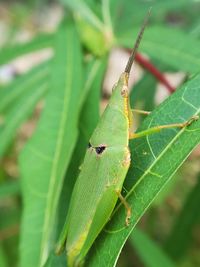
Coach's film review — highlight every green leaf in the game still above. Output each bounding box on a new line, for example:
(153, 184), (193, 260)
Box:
(46, 57), (106, 267)
(0, 61), (50, 114)
(19, 21), (83, 267)
(0, 34), (53, 65)
(110, 0), (193, 33)
(44, 253), (67, 267)
(130, 72), (156, 112)
(60, 0), (105, 32)
(0, 62), (49, 157)
(165, 174), (200, 260)
(0, 200), (20, 267)
(0, 204), (20, 231)
(117, 26), (200, 73)
(0, 247), (8, 267)
(0, 181), (20, 199)
(86, 73), (200, 266)
(130, 228), (175, 267)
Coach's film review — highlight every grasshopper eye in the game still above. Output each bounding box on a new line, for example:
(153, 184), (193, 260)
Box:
(121, 85), (128, 97)
(95, 145), (106, 155)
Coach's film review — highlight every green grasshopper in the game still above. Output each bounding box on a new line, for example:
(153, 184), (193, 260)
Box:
(56, 12), (198, 267)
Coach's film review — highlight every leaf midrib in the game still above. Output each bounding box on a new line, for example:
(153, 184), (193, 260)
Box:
(39, 30), (73, 266)
(108, 109), (200, 267)
(129, 110), (200, 200)
(112, 107), (200, 217)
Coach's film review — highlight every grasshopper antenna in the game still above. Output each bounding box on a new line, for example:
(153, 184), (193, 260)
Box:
(124, 8), (151, 75)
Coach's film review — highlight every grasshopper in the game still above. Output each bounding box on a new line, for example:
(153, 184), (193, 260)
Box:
(56, 11), (198, 267)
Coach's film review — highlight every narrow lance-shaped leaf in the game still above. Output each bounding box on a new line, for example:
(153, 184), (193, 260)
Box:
(165, 173), (200, 260)
(46, 58), (107, 267)
(0, 180), (20, 199)
(118, 26), (200, 72)
(19, 20), (83, 267)
(130, 228), (175, 267)
(130, 72), (156, 112)
(0, 247), (8, 267)
(0, 60), (50, 114)
(0, 81), (47, 157)
(0, 34), (53, 66)
(0, 63), (49, 157)
(86, 73), (200, 266)
(110, 0), (193, 34)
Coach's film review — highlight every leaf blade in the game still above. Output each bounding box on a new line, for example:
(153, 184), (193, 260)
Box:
(0, 72), (49, 157)
(165, 173), (200, 259)
(0, 34), (53, 65)
(86, 73), (200, 267)
(130, 228), (175, 267)
(0, 181), (20, 199)
(0, 60), (50, 114)
(118, 26), (200, 72)
(19, 21), (83, 267)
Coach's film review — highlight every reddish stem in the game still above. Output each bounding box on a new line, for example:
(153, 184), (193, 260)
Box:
(132, 52), (175, 93)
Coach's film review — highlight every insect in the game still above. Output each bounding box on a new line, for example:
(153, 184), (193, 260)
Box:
(56, 11), (198, 267)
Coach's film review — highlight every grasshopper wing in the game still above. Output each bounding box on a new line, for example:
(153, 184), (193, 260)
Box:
(57, 74), (130, 267)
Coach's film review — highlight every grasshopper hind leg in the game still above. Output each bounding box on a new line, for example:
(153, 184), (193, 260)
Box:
(129, 115), (199, 140)
(131, 109), (150, 115)
(115, 189), (131, 226)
